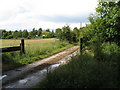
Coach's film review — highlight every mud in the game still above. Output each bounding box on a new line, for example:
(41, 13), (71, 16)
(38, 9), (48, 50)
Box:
(2, 46), (79, 88)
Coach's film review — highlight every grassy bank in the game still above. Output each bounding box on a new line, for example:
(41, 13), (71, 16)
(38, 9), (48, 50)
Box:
(37, 42), (120, 88)
(2, 39), (74, 71)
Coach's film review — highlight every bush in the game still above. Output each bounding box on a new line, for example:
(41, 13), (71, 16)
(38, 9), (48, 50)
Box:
(6, 35), (13, 39)
(102, 42), (120, 54)
(38, 54), (119, 88)
(27, 36), (32, 39)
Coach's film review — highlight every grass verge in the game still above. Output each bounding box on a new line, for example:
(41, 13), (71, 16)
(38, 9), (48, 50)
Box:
(36, 42), (120, 88)
(2, 39), (74, 72)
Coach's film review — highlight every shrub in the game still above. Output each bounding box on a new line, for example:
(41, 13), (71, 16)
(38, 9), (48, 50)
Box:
(6, 35), (13, 39)
(38, 54), (119, 88)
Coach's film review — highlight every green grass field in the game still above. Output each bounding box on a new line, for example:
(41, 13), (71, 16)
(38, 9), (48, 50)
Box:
(2, 38), (73, 71)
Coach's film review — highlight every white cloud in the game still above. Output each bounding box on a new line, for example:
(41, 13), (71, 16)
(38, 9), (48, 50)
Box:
(0, 0), (98, 31)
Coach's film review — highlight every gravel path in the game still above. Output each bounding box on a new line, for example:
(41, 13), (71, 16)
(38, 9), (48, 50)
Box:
(2, 46), (79, 88)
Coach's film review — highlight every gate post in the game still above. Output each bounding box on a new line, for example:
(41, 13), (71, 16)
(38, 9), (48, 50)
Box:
(20, 39), (25, 55)
(80, 38), (83, 55)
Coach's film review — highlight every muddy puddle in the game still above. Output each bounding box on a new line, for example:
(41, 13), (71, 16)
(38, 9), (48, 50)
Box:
(3, 49), (79, 88)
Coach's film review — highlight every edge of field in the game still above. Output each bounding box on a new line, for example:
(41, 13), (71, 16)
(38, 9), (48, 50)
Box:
(2, 43), (76, 72)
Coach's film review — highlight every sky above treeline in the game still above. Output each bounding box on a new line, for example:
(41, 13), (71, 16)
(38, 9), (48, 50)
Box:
(0, 0), (98, 31)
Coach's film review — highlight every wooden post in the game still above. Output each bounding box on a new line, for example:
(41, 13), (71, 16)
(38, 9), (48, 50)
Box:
(80, 38), (83, 55)
(20, 39), (25, 55)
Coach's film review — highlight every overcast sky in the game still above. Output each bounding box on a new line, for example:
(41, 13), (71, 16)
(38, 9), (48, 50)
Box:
(0, 0), (98, 31)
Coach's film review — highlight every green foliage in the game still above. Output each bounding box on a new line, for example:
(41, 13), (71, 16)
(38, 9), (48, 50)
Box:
(1, 27), (57, 39)
(18, 30), (22, 37)
(102, 42), (120, 54)
(36, 1), (120, 88)
(55, 25), (80, 43)
(56, 28), (62, 40)
(2, 40), (73, 71)
(13, 30), (19, 38)
(1, 30), (10, 39)
(29, 28), (37, 37)
(38, 54), (119, 88)
(6, 35), (13, 39)
(85, 1), (120, 46)
(37, 28), (42, 36)
(22, 30), (29, 38)
(44, 30), (55, 38)
(72, 27), (80, 41)
(1, 25), (80, 42)
(46, 29), (50, 32)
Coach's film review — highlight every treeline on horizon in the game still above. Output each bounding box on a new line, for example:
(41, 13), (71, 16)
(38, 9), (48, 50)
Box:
(1, 28), (55, 39)
(1, 1), (120, 45)
(1, 26), (83, 43)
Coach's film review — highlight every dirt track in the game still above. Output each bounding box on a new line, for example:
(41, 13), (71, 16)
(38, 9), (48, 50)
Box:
(2, 46), (79, 88)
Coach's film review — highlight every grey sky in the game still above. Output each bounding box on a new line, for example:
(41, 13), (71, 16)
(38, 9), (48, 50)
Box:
(0, 0), (98, 31)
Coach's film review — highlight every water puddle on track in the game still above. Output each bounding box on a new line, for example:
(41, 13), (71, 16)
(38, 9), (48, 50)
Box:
(3, 49), (79, 88)
(3, 63), (61, 88)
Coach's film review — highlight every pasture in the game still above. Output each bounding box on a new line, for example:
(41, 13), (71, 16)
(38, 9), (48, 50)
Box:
(2, 38), (73, 71)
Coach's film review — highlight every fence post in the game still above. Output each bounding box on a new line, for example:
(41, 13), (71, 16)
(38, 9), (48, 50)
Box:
(20, 39), (25, 55)
(80, 38), (83, 55)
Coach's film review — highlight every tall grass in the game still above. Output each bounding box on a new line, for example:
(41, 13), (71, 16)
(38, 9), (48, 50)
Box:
(2, 39), (73, 71)
(37, 42), (120, 88)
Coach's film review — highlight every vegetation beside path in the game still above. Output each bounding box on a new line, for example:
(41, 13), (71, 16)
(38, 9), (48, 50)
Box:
(2, 39), (74, 72)
(37, 42), (120, 88)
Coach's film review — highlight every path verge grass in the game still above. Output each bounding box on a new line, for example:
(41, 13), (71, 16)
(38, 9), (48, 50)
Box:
(37, 42), (120, 88)
(2, 39), (74, 72)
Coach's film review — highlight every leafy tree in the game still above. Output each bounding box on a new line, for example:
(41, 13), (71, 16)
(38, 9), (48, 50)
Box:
(8, 31), (12, 36)
(46, 29), (50, 32)
(18, 30), (22, 38)
(30, 28), (38, 37)
(2, 30), (8, 39)
(62, 25), (71, 43)
(6, 35), (13, 39)
(86, 1), (120, 45)
(70, 31), (77, 43)
(13, 30), (19, 39)
(38, 28), (42, 36)
(47, 30), (55, 38)
(22, 30), (28, 38)
(56, 25), (80, 43)
(56, 28), (63, 40)
(72, 27), (80, 42)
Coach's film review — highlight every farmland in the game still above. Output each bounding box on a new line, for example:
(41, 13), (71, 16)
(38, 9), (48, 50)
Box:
(1, 0), (120, 88)
(2, 38), (73, 71)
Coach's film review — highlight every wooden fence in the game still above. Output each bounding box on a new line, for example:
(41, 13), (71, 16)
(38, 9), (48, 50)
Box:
(0, 39), (25, 55)
(1, 38), (83, 55)
(80, 38), (83, 55)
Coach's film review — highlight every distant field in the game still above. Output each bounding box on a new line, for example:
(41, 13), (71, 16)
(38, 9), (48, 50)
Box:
(1, 38), (57, 48)
(2, 38), (73, 71)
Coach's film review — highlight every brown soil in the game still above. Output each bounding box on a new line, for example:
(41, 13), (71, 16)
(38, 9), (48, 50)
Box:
(45, 47), (79, 64)
(25, 38), (57, 43)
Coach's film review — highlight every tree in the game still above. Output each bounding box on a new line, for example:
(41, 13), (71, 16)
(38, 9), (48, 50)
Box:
(72, 27), (80, 42)
(87, 1), (120, 45)
(17, 30), (22, 38)
(48, 30), (55, 38)
(30, 28), (38, 37)
(2, 30), (8, 39)
(8, 31), (12, 36)
(56, 28), (63, 40)
(62, 25), (71, 43)
(46, 29), (50, 32)
(37, 28), (42, 36)
(13, 30), (19, 39)
(22, 30), (28, 38)
(6, 35), (13, 39)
